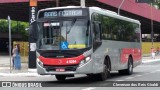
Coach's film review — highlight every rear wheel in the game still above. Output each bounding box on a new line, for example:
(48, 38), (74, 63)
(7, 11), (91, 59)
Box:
(126, 57), (133, 75)
(119, 57), (133, 75)
(55, 75), (66, 81)
(97, 60), (110, 81)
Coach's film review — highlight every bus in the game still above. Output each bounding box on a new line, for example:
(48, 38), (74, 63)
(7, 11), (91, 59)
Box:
(30, 6), (142, 81)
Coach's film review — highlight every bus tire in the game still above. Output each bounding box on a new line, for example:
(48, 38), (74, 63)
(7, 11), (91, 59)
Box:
(97, 59), (110, 81)
(55, 75), (66, 81)
(126, 57), (133, 75)
(119, 57), (133, 75)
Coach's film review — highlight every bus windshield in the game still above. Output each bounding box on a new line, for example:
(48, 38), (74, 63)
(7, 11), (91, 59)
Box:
(37, 19), (91, 50)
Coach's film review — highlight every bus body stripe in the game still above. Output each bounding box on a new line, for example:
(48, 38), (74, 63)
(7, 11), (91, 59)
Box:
(39, 55), (85, 65)
(120, 48), (141, 63)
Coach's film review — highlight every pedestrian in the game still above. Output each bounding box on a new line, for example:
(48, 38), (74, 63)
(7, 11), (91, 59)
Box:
(156, 47), (159, 55)
(12, 47), (15, 69)
(12, 44), (21, 70)
(159, 47), (160, 55)
(151, 47), (155, 59)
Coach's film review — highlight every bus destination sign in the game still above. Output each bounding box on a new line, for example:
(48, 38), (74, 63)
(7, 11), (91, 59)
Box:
(38, 9), (86, 18)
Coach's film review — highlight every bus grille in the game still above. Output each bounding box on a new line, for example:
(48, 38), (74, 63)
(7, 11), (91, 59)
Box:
(42, 53), (78, 58)
(43, 65), (78, 72)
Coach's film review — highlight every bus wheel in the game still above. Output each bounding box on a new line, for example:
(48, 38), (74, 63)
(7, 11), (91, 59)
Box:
(119, 57), (133, 75)
(55, 75), (66, 81)
(97, 60), (110, 81)
(126, 57), (133, 75)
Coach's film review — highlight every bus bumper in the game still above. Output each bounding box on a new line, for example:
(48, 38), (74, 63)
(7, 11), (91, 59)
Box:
(37, 59), (93, 75)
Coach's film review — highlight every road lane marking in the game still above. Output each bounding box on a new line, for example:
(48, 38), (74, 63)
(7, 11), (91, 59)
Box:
(116, 80), (125, 81)
(156, 70), (160, 71)
(82, 87), (96, 90)
(125, 77), (134, 80)
(0, 67), (10, 69)
(137, 65), (159, 67)
(135, 75), (142, 77)
(150, 71), (157, 74)
(143, 73), (149, 75)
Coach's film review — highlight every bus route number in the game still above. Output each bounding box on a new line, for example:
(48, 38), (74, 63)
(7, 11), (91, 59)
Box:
(66, 60), (77, 64)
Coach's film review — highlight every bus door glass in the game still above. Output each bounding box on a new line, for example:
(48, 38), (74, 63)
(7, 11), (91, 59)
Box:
(93, 21), (102, 50)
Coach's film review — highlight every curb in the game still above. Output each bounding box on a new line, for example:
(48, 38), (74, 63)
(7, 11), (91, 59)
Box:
(142, 59), (160, 63)
(0, 72), (40, 77)
(0, 69), (39, 77)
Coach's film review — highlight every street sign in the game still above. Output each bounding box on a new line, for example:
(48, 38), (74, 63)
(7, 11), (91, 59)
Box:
(136, 0), (158, 3)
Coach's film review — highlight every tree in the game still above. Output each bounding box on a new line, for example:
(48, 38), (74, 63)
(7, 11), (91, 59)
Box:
(157, 0), (160, 9)
(152, 0), (160, 9)
(0, 19), (29, 41)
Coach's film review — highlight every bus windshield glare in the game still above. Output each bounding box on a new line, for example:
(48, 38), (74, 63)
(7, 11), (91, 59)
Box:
(37, 19), (91, 50)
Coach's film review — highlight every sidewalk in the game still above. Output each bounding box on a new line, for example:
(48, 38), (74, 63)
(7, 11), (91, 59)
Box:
(0, 55), (160, 76)
(0, 55), (39, 77)
(142, 55), (160, 63)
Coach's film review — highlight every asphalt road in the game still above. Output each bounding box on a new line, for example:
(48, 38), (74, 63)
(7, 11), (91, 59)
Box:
(1, 61), (160, 90)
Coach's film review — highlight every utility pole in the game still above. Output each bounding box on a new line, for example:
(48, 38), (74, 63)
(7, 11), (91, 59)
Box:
(118, 0), (125, 15)
(29, 0), (38, 69)
(8, 16), (12, 73)
(151, 3), (154, 46)
(136, 0), (157, 47)
(81, 0), (85, 8)
(56, 0), (59, 7)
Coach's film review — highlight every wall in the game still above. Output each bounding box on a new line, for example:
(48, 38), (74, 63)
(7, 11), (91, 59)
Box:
(142, 42), (160, 54)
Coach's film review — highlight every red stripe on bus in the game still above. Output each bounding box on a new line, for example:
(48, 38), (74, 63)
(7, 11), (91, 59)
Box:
(38, 55), (85, 65)
(120, 48), (141, 63)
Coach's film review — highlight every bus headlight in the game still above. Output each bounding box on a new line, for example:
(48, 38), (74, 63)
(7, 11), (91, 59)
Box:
(79, 56), (91, 67)
(37, 58), (43, 67)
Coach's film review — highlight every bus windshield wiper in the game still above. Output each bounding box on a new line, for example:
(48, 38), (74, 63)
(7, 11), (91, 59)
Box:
(67, 18), (77, 34)
(65, 18), (76, 42)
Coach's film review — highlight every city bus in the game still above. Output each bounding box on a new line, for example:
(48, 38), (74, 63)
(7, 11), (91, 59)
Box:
(30, 6), (142, 81)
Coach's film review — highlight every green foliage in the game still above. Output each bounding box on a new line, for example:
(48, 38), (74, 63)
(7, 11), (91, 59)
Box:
(0, 20), (8, 32)
(158, 0), (160, 9)
(0, 19), (29, 41)
(152, 0), (160, 9)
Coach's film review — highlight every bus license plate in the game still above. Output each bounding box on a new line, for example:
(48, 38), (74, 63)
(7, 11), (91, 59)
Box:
(56, 68), (65, 72)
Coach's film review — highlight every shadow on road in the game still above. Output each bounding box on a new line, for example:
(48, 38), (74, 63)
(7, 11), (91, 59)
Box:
(45, 75), (102, 87)
(43, 72), (141, 87)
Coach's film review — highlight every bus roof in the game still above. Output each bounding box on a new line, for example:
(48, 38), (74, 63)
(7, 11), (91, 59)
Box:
(38, 6), (82, 12)
(38, 6), (140, 25)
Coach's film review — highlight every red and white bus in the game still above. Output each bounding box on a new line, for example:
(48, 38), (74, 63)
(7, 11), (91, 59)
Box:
(31, 6), (142, 81)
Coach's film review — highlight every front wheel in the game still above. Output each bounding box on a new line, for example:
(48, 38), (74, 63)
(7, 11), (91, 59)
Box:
(55, 75), (66, 81)
(97, 60), (110, 81)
